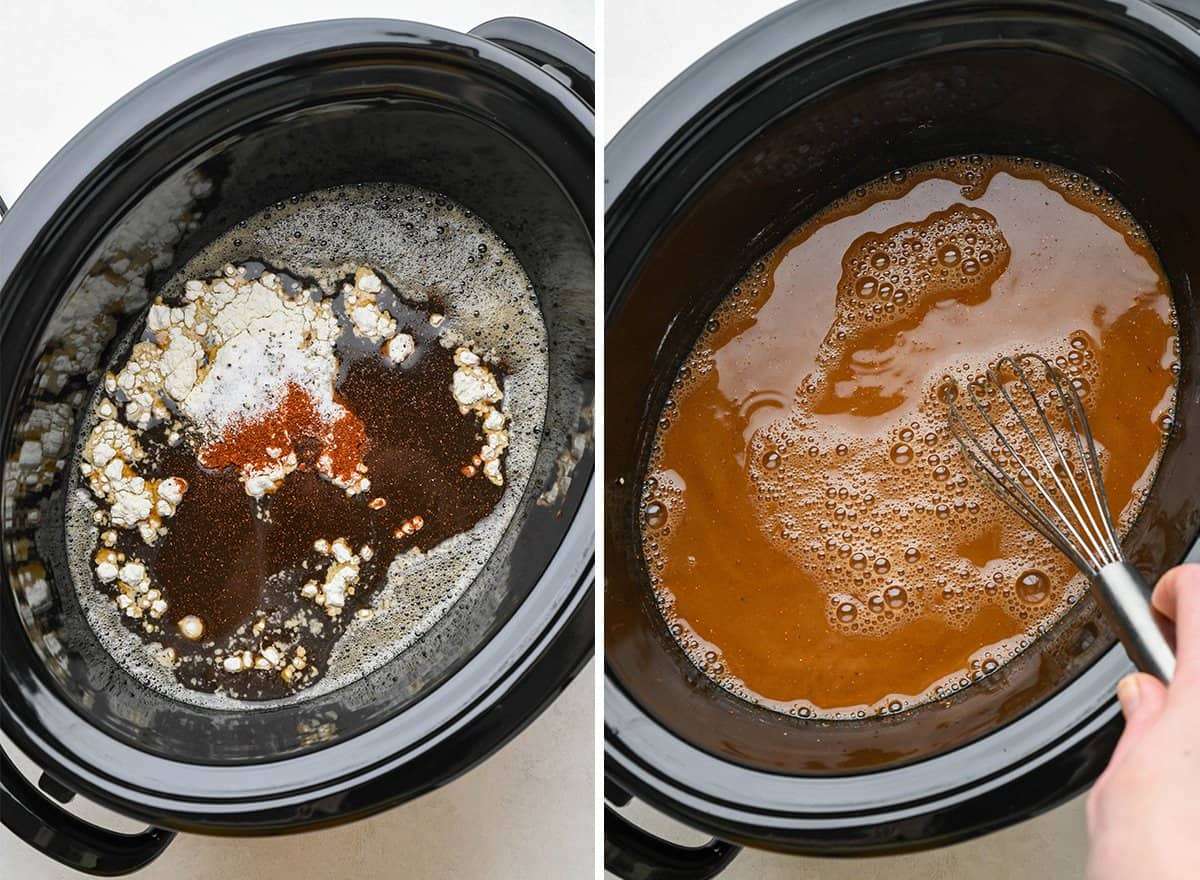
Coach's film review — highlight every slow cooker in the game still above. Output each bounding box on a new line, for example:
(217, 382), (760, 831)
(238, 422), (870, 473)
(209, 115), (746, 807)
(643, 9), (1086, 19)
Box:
(1, 17), (594, 875)
(604, 0), (1199, 875)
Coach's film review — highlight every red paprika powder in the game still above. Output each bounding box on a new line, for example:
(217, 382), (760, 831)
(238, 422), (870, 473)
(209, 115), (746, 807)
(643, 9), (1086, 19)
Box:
(199, 382), (367, 488)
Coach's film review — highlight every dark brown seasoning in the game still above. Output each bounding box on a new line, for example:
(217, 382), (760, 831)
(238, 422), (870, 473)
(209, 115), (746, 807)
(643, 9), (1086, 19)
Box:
(102, 270), (504, 701)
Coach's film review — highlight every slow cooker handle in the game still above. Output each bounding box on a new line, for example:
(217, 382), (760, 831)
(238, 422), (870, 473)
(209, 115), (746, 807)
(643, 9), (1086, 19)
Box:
(604, 806), (741, 879)
(1, 751), (176, 875)
(470, 17), (595, 110)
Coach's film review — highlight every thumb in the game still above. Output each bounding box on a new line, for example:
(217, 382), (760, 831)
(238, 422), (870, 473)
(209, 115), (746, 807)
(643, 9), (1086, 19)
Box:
(1107, 672), (1168, 769)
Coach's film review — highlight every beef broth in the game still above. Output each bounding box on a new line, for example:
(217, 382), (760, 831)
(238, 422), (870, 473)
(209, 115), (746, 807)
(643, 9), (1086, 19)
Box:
(642, 157), (1178, 718)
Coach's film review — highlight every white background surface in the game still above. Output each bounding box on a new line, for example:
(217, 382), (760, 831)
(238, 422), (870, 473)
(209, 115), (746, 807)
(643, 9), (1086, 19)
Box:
(0, 0), (1104, 877)
(0, 0), (595, 203)
(602, 1), (1091, 877)
(0, 2), (595, 879)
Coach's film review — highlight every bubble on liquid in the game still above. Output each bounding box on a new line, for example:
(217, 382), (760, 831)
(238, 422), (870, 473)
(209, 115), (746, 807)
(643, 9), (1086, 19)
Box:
(1016, 569), (1051, 605)
(890, 443), (914, 465)
(837, 602), (858, 623)
(937, 244), (961, 266)
(643, 500), (669, 529)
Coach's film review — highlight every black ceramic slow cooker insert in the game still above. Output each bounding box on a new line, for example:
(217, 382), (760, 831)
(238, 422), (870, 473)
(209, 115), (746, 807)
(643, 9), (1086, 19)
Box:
(1, 17), (594, 876)
(604, 0), (1199, 876)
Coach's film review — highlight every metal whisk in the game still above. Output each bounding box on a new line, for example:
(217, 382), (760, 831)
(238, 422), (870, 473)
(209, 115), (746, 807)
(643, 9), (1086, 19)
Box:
(946, 353), (1175, 682)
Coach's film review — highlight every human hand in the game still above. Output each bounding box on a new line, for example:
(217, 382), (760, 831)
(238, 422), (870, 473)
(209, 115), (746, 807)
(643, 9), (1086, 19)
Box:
(1086, 563), (1200, 880)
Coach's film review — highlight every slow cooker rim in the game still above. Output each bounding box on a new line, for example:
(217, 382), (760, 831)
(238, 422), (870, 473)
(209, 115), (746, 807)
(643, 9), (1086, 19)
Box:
(0, 18), (596, 829)
(602, 0), (1200, 852)
(0, 18), (593, 283)
(603, 652), (1122, 851)
(604, 0), (1200, 234)
(3, 546), (594, 832)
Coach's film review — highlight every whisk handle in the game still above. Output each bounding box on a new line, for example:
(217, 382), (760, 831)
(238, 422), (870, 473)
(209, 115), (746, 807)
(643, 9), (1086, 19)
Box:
(1094, 562), (1175, 683)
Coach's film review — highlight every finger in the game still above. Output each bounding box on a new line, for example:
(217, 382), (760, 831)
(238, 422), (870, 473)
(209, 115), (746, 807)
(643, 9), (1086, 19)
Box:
(1105, 672), (1168, 771)
(1151, 564), (1200, 681)
(1150, 564), (1196, 620)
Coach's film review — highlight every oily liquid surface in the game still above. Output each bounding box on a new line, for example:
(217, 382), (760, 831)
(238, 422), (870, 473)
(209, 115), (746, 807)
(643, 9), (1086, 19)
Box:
(107, 272), (500, 699)
(67, 183), (549, 706)
(642, 157), (1179, 718)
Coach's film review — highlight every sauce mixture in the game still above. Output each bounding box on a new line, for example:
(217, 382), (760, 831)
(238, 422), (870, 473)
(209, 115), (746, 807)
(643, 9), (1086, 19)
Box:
(642, 157), (1179, 718)
(68, 184), (548, 704)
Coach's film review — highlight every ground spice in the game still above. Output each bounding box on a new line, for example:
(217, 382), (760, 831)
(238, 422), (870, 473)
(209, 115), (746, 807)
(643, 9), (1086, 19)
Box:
(199, 382), (367, 487)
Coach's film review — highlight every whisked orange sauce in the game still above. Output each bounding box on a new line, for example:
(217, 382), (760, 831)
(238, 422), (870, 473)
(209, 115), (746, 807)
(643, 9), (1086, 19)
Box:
(641, 157), (1179, 718)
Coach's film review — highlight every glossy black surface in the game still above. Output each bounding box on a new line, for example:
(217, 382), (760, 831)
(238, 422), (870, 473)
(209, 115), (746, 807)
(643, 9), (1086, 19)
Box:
(472, 17), (596, 109)
(0, 16), (594, 869)
(604, 804), (740, 880)
(605, 0), (1200, 869)
(1, 752), (176, 876)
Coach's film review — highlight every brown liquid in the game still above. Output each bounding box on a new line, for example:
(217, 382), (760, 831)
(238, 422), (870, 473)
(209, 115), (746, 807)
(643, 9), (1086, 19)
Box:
(105, 271), (503, 700)
(643, 157), (1179, 718)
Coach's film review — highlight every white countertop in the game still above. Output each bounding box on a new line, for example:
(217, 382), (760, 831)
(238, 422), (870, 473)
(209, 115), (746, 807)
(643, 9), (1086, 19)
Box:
(0, 0), (594, 203)
(602, 1), (1090, 877)
(3, 663), (594, 879)
(0, 2), (594, 878)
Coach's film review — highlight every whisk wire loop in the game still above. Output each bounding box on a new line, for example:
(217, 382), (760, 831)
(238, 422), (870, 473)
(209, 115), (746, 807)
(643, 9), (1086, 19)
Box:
(984, 360), (1104, 568)
(1032, 357), (1123, 561)
(945, 351), (1175, 682)
(946, 390), (1093, 573)
(1043, 358), (1123, 563)
(945, 353), (1121, 578)
(993, 355), (1119, 570)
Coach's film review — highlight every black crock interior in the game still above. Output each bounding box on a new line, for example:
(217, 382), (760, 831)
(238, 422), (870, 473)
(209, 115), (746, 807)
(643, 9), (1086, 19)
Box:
(3, 43), (593, 764)
(606, 31), (1200, 772)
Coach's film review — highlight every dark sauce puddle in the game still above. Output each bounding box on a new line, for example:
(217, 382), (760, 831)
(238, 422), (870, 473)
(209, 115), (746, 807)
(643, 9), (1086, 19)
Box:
(102, 264), (503, 700)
